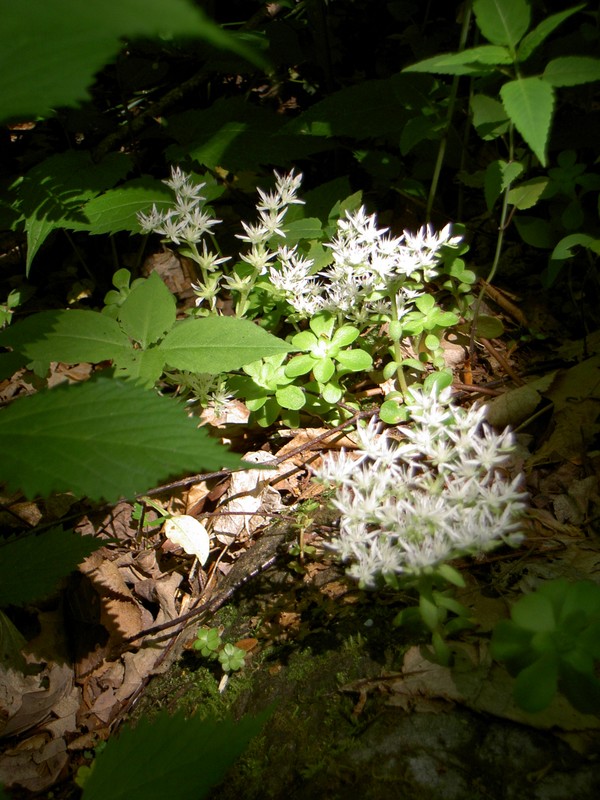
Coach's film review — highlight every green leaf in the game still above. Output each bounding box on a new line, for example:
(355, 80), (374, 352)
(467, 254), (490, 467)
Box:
(500, 77), (554, 166)
(436, 563), (466, 588)
(551, 233), (599, 260)
(159, 317), (291, 374)
(83, 178), (174, 235)
(167, 98), (329, 171)
(511, 592), (556, 633)
(285, 353), (316, 377)
(517, 5), (586, 62)
(278, 217), (323, 245)
(0, 309), (131, 363)
(490, 620), (534, 666)
(0, 0), (267, 124)
(113, 347), (168, 387)
(281, 74), (423, 139)
(484, 160), (524, 210)
(514, 215), (556, 248)
(0, 378), (241, 501)
(473, 0), (530, 50)
(507, 177), (549, 210)
(82, 710), (268, 800)
(471, 94), (510, 140)
(275, 384), (306, 411)
(419, 592), (441, 631)
(0, 609), (29, 674)
(473, 314), (504, 339)
(117, 272), (176, 348)
(403, 45), (512, 76)
(0, 528), (104, 607)
(20, 150), (131, 273)
(513, 652), (559, 712)
(335, 349), (373, 372)
(543, 56), (600, 87)
(313, 357), (335, 384)
(379, 399), (406, 425)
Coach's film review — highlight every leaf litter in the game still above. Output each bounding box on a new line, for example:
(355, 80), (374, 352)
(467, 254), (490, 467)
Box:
(2, 315), (600, 796)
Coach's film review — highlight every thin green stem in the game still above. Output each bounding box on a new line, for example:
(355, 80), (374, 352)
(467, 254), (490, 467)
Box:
(469, 125), (515, 358)
(425, 2), (473, 222)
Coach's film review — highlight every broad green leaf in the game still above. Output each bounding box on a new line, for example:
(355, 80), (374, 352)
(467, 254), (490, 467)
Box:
(470, 94), (510, 140)
(513, 652), (559, 712)
(500, 77), (554, 166)
(113, 345), (168, 387)
(543, 56), (600, 87)
(490, 619), (534, 665)
(507, 177), (549, 210)
(277, 218), (323, 246)
(473, 314), (504, 339)
(0, 0), (267, 124)
(167, 98), (329, 171)
(473, 0), (530, 50)
(313, 357), (335, 384)
(0, 528), (104, 607)
(403, 45), (512, 76)
(20, 150), (131, 273)
(281, 75), (425, 139)
(0, 378), (241, 501)
(335, 349), (373, 372)
(117, 272), (176, 348)
(551, 233), (598, 260)
(275, 384), (306, 411)
(400, 115), (444, 154)
(159, 317), (291, 374)
(517, 5), (586, 62)
(0, 309), (131, 363)
(484, 160), (524, 210)
(82, 710), (268, 800)
(83, 178), (174, 235)
(512, 592), (556, 632)
(514, 215), (556, 248)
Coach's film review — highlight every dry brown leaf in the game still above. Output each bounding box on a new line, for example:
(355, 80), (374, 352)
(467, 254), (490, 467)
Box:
(212, 451), (283, 544)
(0, 731), (68, 792)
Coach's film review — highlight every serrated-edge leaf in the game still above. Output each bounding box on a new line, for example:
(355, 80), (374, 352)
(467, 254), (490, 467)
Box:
(83, 178), (174, 234)
(159, 317), (291, 374)
(81, 710), (268, 800)
(403, 45), (512, 76)
(117, 272), (176, 348)
(0, 527), (104, 607)
(517, 5), (586, 62)
(543, 56), (600, 88)
(473, 0), (530, 50)
(507, 177), (549, 210)
(500, 77), (554, 166)
(0, 309), (132, 363)
(0, 378), (240, 501)
(1, 0), (267, 124)
(112, 347), (167, 387)
(20, 150), (131, 272)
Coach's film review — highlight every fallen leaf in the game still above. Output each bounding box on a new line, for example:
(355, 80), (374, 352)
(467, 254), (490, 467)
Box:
(163, 515), (210, 565)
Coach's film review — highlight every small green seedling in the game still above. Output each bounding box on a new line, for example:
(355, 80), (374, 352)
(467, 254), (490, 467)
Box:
(193, 627), (247, 673)
(218, 642), (247, 673)
(193, 627), (223, 659)
(491, 578), (600, 713)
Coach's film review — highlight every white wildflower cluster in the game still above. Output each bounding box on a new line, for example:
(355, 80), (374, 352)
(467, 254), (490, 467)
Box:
(270, 200), (462, 324)
(314, 387), (527, 588)
(137, 166), (222, 246)
(233, 169), (305, 277)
